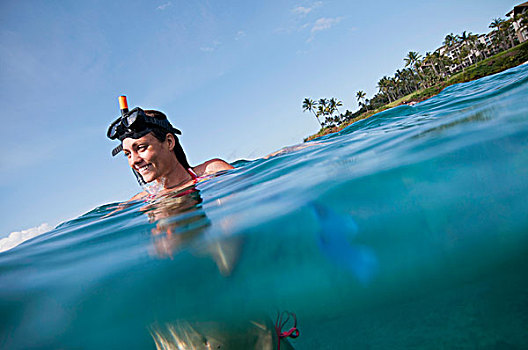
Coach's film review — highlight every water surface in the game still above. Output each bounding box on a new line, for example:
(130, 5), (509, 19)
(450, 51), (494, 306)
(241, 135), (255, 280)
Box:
(1, 64), (528, 349)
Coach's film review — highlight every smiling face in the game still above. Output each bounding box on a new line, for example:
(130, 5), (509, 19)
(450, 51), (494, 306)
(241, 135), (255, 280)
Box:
(122, 132), (178, 183)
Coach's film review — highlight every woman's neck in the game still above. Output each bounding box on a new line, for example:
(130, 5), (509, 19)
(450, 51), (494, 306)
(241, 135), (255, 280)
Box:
(155, 161), (193, 191)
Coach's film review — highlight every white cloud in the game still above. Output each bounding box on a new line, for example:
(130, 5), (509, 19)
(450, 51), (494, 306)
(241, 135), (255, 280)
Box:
(292, 1), (323, 16)
(293, 6), (312, 15)
(0, 223), (52, 253)
(157, 2), (172, 10)
(311, 17), (342, 33)
(200, 40), (221, 52)
(235, 30), (246, 41)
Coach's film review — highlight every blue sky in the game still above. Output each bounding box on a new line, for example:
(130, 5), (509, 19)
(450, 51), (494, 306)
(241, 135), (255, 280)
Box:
(0, 0), (518, 237)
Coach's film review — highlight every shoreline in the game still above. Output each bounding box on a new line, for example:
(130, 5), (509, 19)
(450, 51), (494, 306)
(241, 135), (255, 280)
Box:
(304, 41), (528, 142)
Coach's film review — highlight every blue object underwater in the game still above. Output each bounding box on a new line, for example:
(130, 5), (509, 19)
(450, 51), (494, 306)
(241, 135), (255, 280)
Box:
(311, 203), (378, 284)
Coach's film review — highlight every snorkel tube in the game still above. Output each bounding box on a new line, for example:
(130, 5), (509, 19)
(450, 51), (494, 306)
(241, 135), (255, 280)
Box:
(119, 95), (129, 117)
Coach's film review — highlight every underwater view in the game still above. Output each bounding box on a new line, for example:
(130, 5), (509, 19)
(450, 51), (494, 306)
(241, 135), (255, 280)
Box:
(1, 64), (528, 349)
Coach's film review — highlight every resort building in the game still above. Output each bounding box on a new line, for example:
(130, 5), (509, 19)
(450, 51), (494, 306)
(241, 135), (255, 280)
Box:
(477, 32), (500, 57)
(506, 2), (528, 43)
(433, 2), (525, 74)
(435, 41), (481, 74)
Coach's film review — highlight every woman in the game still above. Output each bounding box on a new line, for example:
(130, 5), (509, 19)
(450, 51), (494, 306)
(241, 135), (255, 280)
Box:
(107, 106), (297, 349)
(107, 107), (233, 199)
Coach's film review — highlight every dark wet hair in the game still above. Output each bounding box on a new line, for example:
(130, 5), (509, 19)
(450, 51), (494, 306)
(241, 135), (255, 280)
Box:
(144, 110), (191, 170)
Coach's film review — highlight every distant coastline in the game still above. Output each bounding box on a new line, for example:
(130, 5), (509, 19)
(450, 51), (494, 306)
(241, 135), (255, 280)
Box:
(303, 4), (528, 141)
(304, 42), (528, 142)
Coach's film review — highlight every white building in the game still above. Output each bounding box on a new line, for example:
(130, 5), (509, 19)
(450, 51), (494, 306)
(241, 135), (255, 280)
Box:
(434, 3), (524, 74)
(477, 32), (500, 57)
(436, 42), (481, 74)
(506, 2), (528, 43)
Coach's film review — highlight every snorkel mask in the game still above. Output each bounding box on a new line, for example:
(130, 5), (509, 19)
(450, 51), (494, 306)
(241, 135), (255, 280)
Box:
(107, 96), (181, 156)
(107, 96), (186, 194)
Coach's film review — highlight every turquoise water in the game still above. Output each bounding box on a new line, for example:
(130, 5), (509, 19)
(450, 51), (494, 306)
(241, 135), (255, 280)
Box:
(2, 64), (528, 349)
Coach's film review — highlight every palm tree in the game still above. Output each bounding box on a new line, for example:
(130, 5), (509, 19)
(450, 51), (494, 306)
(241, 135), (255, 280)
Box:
(467, 33), (480, 61)
(423, 52), (440, 79)
(356, 90), (367, 111)
(489, 18), (508, 51)
(459, 45), (471, 70)
(317, 98), (330, 126)
(302, 98), (322, 127)
(459, 31), (470, 45)
(328, 98), (343, 117)
(476, 42), (488, 59)
(377, 76), (397, 103)
(377, 78), (388, 102)
(432, 51), (448, 78)
(503, 19), (516, 48)
(396, 68), (417, 93)
(404, 51), (425, 86)
(389, 77), (399, 98)
(442, 33), (463, 69)
(404, 51), (422, 69)
(441, 55), (455, 75)
(443, 33), (458, 47)
(489, 18), (504, 31)
(458, 31), (476, 65)
(318, 98), (329, 115)
(364, 98), (370, 110)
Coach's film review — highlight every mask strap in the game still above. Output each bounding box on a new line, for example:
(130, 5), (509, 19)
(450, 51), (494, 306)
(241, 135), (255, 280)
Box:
(132, 169), (146, 186)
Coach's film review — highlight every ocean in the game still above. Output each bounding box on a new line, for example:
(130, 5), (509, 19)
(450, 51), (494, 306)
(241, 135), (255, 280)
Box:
(1, 64), (527, 349)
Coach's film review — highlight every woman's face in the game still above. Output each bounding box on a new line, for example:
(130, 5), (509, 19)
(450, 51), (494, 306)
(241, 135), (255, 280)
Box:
(122, 133), (176, 183)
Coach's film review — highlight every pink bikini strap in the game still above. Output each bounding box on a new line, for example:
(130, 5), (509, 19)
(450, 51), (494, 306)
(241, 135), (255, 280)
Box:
(187, 168), (199, 181)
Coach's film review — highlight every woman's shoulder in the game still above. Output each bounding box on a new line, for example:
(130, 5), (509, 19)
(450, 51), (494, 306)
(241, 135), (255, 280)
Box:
(192, 158), (234, 177)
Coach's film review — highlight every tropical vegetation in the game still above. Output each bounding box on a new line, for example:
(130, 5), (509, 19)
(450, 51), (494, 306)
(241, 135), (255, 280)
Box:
(302, 97), (347, 129)
(303, 13), (528, 141)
